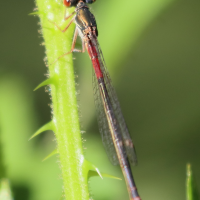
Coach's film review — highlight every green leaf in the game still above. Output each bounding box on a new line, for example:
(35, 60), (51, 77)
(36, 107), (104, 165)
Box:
(186, 164), (199, 200)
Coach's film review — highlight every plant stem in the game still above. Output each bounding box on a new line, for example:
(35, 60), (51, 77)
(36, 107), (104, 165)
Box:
(35, 0), (90, 199)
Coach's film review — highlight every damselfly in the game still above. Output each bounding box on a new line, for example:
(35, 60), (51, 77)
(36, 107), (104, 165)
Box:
(52, 1), (141, 199)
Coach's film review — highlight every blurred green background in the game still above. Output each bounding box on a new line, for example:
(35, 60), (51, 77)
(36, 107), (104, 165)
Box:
(0, 0), (200, 200)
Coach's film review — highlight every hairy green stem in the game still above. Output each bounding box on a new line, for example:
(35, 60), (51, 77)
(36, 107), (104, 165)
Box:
(35, 0), (90, 199)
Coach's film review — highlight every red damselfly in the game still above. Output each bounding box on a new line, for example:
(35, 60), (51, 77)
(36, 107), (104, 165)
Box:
(51, 0), (141, 199)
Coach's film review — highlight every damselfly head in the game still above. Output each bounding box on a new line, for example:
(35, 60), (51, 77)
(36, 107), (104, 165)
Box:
(63, 0), (95, 7)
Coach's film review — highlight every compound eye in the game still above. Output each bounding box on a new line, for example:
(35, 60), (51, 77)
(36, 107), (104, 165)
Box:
(63, 0), (71, 7)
